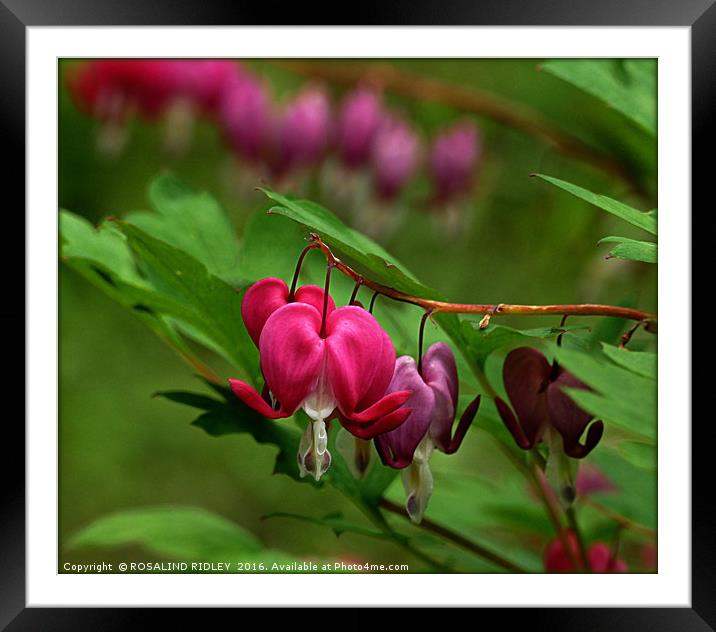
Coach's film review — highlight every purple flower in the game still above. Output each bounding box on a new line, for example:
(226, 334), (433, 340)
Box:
(374, 342), (480, 522)
(429, 121), (481, 201)
(336, 86), (384, 168)
(370, 116), (420, 199)
(218, 73), (273, 164)
(495, 347), (604, 459)
(269, 85), (333, 176)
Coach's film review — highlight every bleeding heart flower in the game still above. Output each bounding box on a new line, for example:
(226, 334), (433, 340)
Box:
(336, 86), (384, 168)
(229, 301), (411, 480)
(218, 72), (273, 164)
(241, 277), (336, 347)
(544, 530), (628, 573)
(268, 85), (333, 177)
(371, 115), (420, 199)
(429, 121), (481, 202)
(495, 347), (604, 459)
(373, 342), (480, 522)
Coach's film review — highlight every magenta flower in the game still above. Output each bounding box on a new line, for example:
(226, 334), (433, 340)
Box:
(169, 60), (241, 114)
(229, 279), (411, 480)
(544, 530), (628, 573)
(374, 342), (480, 522)
(240, 277), (335, 348)
(218, 72), (273, 163)
(68, 60), (179, 122)
(495, 347), (604, 459)
(429, 121), (481, 202)
(268, 86), (333, 176)
(370, 116), (420, 199)
(336, 86), (384, 168)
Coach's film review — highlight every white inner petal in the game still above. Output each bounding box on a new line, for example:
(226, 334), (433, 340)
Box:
(302, 359), (336, 423)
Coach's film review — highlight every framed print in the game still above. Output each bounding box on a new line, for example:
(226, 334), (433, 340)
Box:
(8, 0), (706, 625)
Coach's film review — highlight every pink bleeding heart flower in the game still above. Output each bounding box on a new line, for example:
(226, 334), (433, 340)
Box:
(544, 530), (628, 573)
(241, 277), (335, 348)
(229, 302), (411, 480)
(218, 72), (273, 164)
(495, 347), (604, 459)
(370, 115), (420, 199)
(429, 121), (481, 202)
(336, 86), (384, 168)
(374, 342), (480, 522)
(267, 85), (333, 177)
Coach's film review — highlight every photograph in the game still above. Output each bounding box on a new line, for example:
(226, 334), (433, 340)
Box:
(57, 56), (658, 576)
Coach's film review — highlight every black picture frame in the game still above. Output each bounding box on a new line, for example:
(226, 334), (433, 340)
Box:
(8, 0), (703, 626)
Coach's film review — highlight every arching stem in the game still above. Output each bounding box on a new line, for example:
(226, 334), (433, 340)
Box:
(288, 243), (319, 300)
(319, 262), (335, 339)
(417, 310), (433, 374)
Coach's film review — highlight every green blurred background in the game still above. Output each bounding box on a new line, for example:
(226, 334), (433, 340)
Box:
(59, 59), (657, 572)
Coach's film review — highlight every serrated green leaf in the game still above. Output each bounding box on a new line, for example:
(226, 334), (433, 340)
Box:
(60, 210), (217, 378)
(126, 173), (242, 284)
(542, 59), (656, 135)
(598, 236), (657, 263)
(116, 221), (259, 380)
(533, 174), (657, 235)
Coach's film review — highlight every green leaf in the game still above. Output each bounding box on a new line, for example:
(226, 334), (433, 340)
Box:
(60, 210), (145, 285)
(542, 59), (656, 135)
(598, 236), (657, 263)
(60, 210), (215, 376)
(261, 189), (439, 299)
(116, 221), (259, 380)
(552, 346), (656, 441)
(461, 321), (586, 369)
(126, 173), (243, 285)
(67, 506), (263, 561)
(533, 174), (657, 235)
(600, 343), (657, 380)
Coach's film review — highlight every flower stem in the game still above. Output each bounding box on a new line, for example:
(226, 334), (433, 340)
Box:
(308, 234), (657, 327)
(288, 243), (319, 300)
(378, 498), (529, 573)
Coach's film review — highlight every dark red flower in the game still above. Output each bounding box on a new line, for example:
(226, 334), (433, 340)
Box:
(495, 347), (604, 459)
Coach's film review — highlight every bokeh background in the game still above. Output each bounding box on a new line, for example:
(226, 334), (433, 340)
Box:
(59, 58), (657, 572)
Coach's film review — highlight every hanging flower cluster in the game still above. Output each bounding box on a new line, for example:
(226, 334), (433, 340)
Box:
(67, 60), (481, 206)
(227, 248), (479, 523)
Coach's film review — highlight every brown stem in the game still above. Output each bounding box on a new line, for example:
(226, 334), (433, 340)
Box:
(378, 498), (528, 573)
(272, 59), (649, 200)
(308, 233), (657, 326)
